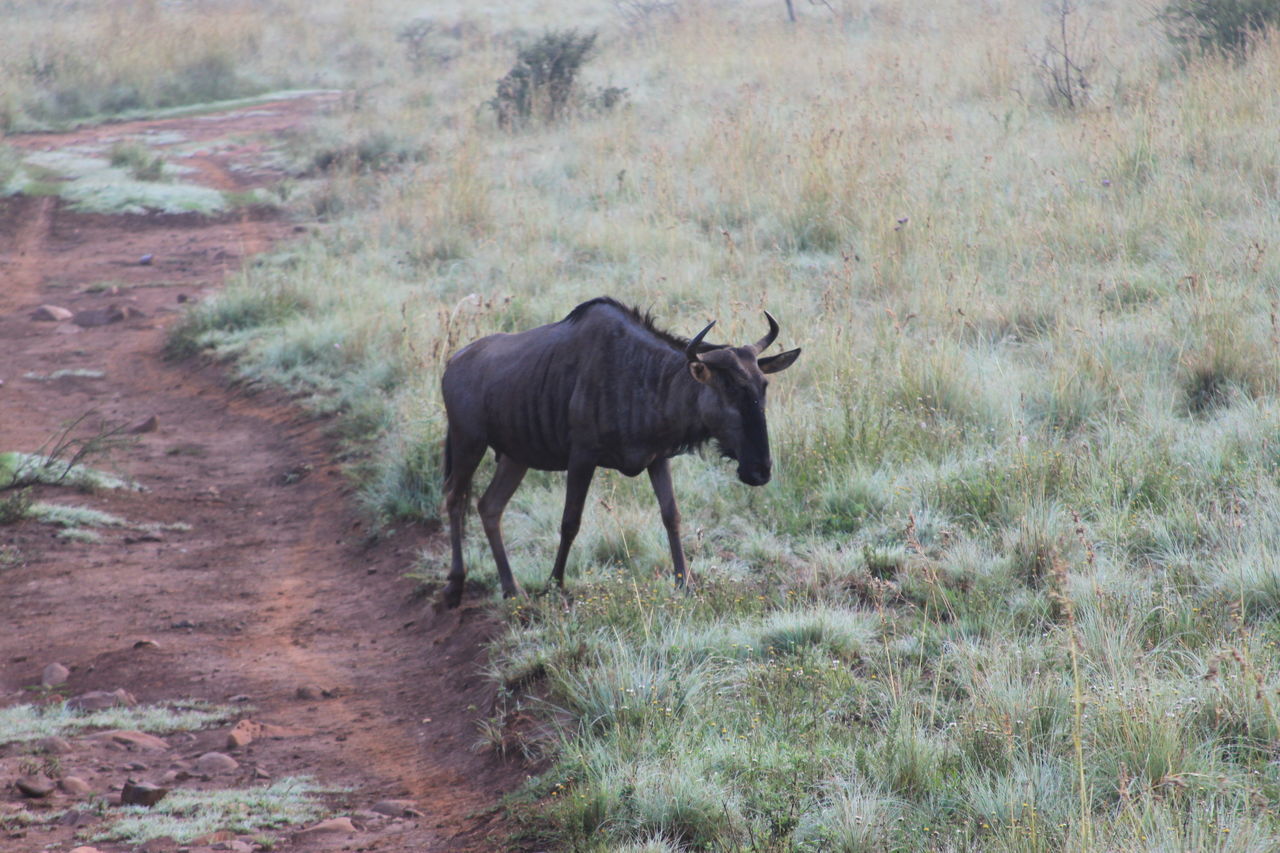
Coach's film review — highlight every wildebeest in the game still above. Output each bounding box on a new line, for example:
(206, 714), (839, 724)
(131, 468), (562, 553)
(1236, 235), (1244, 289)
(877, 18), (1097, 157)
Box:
(439, 297), (801, 607)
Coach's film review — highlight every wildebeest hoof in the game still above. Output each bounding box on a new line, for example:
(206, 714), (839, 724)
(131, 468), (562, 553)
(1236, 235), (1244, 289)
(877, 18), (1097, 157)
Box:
(441, 583), (463, 609)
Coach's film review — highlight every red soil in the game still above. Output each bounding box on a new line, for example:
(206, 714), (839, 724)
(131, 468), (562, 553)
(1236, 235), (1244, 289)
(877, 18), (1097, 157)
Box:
(0, 95), (524, 852)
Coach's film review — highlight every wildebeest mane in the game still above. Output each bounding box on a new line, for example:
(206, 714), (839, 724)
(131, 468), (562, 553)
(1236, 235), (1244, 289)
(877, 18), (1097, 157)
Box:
(564, 297), (721, 354)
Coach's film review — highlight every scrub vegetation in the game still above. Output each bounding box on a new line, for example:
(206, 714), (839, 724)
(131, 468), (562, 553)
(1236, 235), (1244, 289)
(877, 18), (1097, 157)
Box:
(11, 0), (1280, 848)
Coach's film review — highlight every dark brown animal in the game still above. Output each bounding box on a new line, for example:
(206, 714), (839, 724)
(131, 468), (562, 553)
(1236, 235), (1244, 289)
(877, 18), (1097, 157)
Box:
(439, 297), (801, 607)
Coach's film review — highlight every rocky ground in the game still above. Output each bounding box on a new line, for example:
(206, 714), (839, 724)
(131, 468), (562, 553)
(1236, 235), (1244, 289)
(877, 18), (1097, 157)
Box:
(0, 95), (523, 852)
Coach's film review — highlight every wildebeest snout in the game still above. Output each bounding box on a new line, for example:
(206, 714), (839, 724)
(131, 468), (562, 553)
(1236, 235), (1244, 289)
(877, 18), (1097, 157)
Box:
(737, 463), (771, 486)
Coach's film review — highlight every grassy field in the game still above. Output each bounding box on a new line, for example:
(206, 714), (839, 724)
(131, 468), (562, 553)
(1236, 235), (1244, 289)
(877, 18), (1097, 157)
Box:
(11, 0), (1280, 849)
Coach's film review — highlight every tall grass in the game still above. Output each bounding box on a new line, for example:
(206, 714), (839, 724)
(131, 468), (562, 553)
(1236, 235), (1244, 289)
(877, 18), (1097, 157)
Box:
(19, 0), (1280, 847)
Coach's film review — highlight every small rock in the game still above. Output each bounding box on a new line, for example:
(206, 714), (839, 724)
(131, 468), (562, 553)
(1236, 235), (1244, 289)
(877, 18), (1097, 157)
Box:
(41, 662), (70, 687)
(67, 692), (115, 711)
(226, 841), (253, 853)
(15, 774), (56, 797)
(34, 735), (72, 754)
(99, 730), (168, 752)
(58, 809), (95, 826)
(139, 253), (154, 265)
(295, 685), (323, 700)
(133, 638), (161, 649)
(228, 694), (251, 703)
(71, 308), (114, 327)
(226, 719), (261, 750)
(253, 767), (271, 780)
(159, 768), (192, 785)
(296, 817), (358, 835)
(176, 293), (190, 303)
(69, 847), (104, 853)
(124, 761), (148, 771)
(371, 799), (424, 818)
(127, 415), (159, 434)
(68, 688), (136, 711)
(171, 619), (196, 630)
(195, 752), (239, 774)
(31, 304), (73, 322)
(121, 779), (169, 806)
(59, 776), (92, 796)
(108, 303), (146, 322)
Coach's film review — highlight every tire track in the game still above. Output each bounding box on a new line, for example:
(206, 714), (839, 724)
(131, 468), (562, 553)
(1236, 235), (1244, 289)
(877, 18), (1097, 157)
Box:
(0, 194), (54, 312)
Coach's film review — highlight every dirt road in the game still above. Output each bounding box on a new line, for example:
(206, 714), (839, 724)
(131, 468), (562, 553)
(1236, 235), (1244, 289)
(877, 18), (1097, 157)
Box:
(0, 95), (520, 852)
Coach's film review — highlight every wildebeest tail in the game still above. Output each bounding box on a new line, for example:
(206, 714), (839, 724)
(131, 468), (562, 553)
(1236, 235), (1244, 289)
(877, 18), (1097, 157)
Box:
(443, 431), (452, 483)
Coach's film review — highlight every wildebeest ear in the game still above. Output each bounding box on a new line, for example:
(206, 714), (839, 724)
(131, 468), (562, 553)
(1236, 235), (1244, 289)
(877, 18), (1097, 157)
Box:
(689, 361), (713, 384)
(758, 347), (801, 374)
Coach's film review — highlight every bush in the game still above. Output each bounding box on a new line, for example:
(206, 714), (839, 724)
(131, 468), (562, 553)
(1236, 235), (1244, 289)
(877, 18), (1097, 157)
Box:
(108, 141), (166, 182)
(1160, 0), (1279, 56)
(0, 488), (32, 526)
(307, 130), (424, 174)
(491, 30), (598, 129)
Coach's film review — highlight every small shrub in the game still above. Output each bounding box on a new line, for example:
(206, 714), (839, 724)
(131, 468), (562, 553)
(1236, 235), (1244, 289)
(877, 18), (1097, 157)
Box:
(586, 84), (628, 113)
(794, 776), (906, 853)
(1160, 0), (1280, 56)
(1178, 337), (1272, 415)
(396, 19), (436, 74)
(0, 144), (21, 184)
(108, 141), (166, 182)
(0, 488), (32, 525)
(1034, 0), (1097, 110)
(307, 130), (424, 174)
(162, 54), (244, 106)
(491, 30), (598, 129)
(628, 764), (743, 848)
(817, 474), (886, 534)
(862, 543), (906, 580)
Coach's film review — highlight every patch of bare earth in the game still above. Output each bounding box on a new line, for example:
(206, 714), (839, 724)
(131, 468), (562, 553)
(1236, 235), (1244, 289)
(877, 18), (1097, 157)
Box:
(0, 96), (524, 852)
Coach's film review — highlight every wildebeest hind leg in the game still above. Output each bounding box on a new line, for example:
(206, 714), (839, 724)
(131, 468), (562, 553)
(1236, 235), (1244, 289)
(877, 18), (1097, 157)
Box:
(478, 455), (529, 599)
(442, 431), (486, 608)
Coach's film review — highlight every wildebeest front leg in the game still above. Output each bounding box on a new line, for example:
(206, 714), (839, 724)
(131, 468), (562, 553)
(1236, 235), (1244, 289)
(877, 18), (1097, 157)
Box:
(478, 454), (529, 599)
(647, 458), (690, 587)
(549, 460), (596, 588)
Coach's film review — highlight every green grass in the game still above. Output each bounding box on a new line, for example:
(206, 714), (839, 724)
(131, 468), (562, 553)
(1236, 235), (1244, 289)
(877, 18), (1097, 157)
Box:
(0, 451), (140, 492)
(8, 0), (1278, 848)
(95, 777), (332, 844)
(21, 369), (106, 381)
(8, 149), (229, 215)
(0, 701), (234, 744)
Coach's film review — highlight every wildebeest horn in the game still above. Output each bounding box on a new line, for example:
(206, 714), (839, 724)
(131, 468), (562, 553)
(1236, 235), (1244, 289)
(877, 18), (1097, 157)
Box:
(686, 320), (716, 362)
(751, 311), (779, 354)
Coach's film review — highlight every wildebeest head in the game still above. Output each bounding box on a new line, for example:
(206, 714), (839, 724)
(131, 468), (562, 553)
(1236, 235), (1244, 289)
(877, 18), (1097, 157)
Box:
(686, 313), (801, 486)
